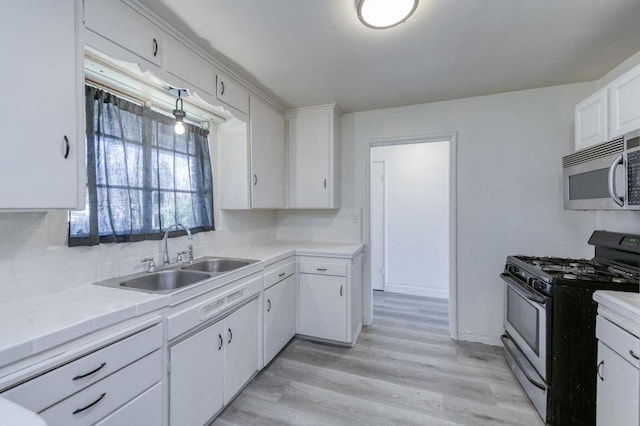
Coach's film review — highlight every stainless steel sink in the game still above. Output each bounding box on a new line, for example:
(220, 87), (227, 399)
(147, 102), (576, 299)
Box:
(180, 257), (258, 274)
(119, 270), (211, 293)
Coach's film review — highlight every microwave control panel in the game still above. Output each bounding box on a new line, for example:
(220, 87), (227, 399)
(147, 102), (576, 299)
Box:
(628, 150), (640, 205)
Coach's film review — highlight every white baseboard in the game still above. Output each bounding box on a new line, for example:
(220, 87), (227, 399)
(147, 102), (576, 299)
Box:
(385, 283), (449, 299)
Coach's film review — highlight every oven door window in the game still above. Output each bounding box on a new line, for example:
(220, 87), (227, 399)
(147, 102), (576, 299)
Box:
(507, 286), (539, 355)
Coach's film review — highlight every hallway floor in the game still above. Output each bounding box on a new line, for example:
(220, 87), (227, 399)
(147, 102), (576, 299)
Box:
(214, 291), (542, 425)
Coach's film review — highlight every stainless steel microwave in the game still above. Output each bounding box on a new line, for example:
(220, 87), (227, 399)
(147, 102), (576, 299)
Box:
(563, 130), (640, 210)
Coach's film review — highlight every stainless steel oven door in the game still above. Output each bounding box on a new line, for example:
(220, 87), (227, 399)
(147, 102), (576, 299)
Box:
(501, 273), (547, 379)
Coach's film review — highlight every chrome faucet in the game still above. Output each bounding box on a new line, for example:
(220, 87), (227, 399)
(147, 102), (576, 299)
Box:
(162, 223), (192, 265)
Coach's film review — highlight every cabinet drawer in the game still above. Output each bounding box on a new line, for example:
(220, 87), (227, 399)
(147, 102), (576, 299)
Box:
(95, 382), (161, 426)
(264, 260), (296, 289)
(596, 316), (640, 369)
(3, 324), (162, 413)
(299, 261), (347, 277)
(39, 350), (161, 426)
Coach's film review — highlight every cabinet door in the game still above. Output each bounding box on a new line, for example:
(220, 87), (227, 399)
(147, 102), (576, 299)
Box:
(164, 36), (214, 95)
(217, 73), (249, 115)
(169, 321), (225, 426)
(298, 274), (347, 342)
(250, 97), (285, 208)
(575, 89), (608, 150)
(0, 0), (79, 209)
(224, 298), (259, 404)
(95, 383), (161, 426)
(610, 63), (640, 139)
(84, 0), (162, 66)
(265, 276), (296, 364)
(288, 111), (331, 208)
(596, 341), (640, 426)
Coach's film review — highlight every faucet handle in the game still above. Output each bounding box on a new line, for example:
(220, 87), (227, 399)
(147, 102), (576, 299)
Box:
(141, 257), (156, 272)
(176, 250), (188, 264)
(188, 244), (194, 262)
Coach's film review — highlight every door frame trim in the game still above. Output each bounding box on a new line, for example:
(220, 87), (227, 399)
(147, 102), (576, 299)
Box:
(364, 132), (458, 340)
(370, 160), (387, 292)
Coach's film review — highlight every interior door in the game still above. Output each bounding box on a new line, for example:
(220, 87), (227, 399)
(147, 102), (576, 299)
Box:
(370, 161), (386, 291)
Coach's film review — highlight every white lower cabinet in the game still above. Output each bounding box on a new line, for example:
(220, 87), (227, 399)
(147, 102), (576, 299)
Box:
(297, 254), (364, 346)
(169, 297), (260, 424)
(595, 314), (640, 426)
(1, 323), (163, 426)
(169, 320), (225, 426)
(265, 275), (296, 364)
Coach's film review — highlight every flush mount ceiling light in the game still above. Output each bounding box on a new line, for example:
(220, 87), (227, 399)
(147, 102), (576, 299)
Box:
(172, 89), (186, 135)
(357, 0), (419, 29)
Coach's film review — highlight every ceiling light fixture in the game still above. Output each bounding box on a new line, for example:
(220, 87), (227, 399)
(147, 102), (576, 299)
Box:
(357, 0), (418, 29)
(172, 89), (186, 135)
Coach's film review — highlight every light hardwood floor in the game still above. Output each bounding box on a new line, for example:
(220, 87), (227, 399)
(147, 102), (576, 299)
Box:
(214, 291), (543, 425)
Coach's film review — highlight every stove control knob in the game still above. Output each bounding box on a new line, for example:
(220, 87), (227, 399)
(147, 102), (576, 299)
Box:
(531, 279), (544, 291)
(506, 265), (517, 274)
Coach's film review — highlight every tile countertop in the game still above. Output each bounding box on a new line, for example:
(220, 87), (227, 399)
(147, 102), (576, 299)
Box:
(593, 290), (640, 338)
(0, 240), (364, 375)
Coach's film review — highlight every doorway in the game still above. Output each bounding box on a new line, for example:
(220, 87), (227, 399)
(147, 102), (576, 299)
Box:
(365, 133), (458, 339)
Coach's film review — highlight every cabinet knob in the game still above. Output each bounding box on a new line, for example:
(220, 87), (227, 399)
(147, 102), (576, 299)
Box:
(220, 81), (225, 95)
(253, 174), (258, 185)
(267, 299), (271, 312)
(228, 328), (232, 344)
(218, 334), (223, 350)
(340, 285), (343, 297)
(323, 178), (327, 189)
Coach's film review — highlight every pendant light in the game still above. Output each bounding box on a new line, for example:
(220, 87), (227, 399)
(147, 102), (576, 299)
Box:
(357, 0), (419, 29)
(173, 90), (186, 135)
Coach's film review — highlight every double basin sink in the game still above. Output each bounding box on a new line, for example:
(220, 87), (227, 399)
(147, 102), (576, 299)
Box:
(96, 257), (259, 294)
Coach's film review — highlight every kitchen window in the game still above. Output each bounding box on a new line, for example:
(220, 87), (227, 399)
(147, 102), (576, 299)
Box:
(69, 86), (214, 246)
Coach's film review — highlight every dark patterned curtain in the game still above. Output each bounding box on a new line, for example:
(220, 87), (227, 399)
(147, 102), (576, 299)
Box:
(69, 86), (214, 246)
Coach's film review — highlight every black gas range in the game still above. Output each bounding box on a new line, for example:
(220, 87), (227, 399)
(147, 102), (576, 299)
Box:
(501, 231), (639, 426)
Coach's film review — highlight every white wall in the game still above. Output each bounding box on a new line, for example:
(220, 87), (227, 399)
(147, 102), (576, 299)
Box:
(342, 82), (607, 344)
(276, 208), (362, 243)
(371, 143), (449, 298)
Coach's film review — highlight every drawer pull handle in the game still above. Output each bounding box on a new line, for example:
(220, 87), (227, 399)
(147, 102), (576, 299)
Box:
(596, 360), (604, 381)
(218, 334), (223, 351)
(278, 272), (286, 277)
(72, 392), (106, 415)
(152, 38), (158, 56)
(316, 268), (327, 272)
(220, 81), (225, 95)
(340, 285), (343, 297)
(73, 362), (106, 381)
(63, 135), (70, 159)
(228, 328), (232, 344)
(267, 299), (272, 312)
(631, 350), (640, 361)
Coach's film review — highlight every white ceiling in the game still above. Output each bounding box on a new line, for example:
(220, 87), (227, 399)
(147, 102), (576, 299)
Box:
(138, 0), (640, 113)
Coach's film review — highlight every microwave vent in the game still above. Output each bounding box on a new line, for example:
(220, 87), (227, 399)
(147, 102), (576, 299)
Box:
(562, 138), (624, 168)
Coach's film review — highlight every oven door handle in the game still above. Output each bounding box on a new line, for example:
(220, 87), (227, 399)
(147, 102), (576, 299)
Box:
(501, 334), (546, 391)
(500, 273), (546, 305)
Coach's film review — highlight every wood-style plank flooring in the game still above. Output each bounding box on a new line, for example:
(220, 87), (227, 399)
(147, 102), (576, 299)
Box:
(214, 291), (543, 425)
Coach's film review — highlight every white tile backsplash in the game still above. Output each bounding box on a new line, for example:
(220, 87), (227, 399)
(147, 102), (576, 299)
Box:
(0, 210), (277, 304)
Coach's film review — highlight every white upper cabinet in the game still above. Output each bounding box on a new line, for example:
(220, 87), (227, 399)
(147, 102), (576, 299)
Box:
(575, 88), (608, 151)
(84, 0), (163, 67)
(163, 36), (214, 95)
(609, 63), (640, 139)
(250, 97), (286, 208)
(217, 73), (249, 115)
(287, 105), (341, 209)
(0, 0), (81, 209)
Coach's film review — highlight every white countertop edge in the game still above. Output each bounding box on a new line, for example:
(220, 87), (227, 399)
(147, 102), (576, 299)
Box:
(0, 239), (363, 372)
(593, 290), (640, 336)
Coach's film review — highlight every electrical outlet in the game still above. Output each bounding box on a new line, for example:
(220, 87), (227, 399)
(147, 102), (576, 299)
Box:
(351, 209), (360, 224)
